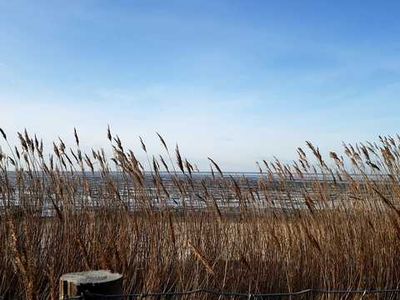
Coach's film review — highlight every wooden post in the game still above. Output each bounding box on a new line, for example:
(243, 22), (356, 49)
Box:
(59, 270), (123, 299)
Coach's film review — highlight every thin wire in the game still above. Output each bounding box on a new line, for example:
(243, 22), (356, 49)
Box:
(76, 288), (400, 299)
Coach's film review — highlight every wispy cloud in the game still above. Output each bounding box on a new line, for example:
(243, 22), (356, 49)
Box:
(1, 0), (400, 170)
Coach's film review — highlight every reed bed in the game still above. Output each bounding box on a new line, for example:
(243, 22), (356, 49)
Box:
(0, 128), (399, 299)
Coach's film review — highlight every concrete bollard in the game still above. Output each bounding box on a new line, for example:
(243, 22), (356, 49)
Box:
(59, 270), (123, 299)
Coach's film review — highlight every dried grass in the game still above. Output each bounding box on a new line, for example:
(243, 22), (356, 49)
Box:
(0, 129), (399, 299)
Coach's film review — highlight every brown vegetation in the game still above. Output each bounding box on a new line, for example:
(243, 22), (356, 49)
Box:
(0, 128), (399, 299)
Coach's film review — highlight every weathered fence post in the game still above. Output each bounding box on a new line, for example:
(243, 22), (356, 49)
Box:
(59, 270), (123, 299)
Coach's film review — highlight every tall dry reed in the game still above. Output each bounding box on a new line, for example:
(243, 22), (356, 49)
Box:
(0, 128), (399, 299)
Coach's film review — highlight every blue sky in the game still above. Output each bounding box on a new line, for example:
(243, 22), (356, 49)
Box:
(1, 0), (400, 170)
